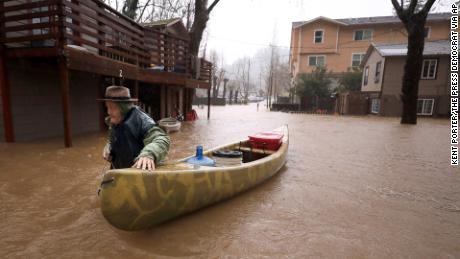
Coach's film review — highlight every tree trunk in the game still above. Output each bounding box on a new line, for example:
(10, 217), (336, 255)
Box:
(401, 19), (425, 124)
(391, 0), (436, 124)
(222, 79), (228, 99)
(212, 75), (218, 99)
(122, 0), (139, 19)
(189, 1), (209, 57)
(188, 0), (220, 57)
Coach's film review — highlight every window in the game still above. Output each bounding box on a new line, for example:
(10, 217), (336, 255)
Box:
(354, 29), (373, 41)
(417, 99), (434, 115)
(314, 30), (324, 43)
(421, 59), (437, 79)
(424, 27), (430, 38)
(363, 66), (369, 86)
(308, 55), (325, 67)
(371, 99), (380, 114)
(351, 53), (366, 67)
(374, 61), (382, 83)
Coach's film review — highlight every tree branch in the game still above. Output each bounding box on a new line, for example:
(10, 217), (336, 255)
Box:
(420, 0), (437, 14)
(392, 0), (403, 15)
(207, 0), (221, 14)
(408, 0), (418, 13)
(136, 0), (152, 22)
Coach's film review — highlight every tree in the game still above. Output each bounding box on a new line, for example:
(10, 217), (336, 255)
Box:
(115, 0), (220, 57)
(295, 67), (332, 109)
(122, 0), (140, 19)
(338, 67), (363, 92)
(209, 50), (225, 99)
(391, 0), (436, 124)
(188, 0), (221, 57)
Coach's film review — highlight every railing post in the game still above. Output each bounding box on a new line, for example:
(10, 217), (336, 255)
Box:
(57, 0), (66, 48)
(97, 2), (105, 57)
(71, 0), (80, 45)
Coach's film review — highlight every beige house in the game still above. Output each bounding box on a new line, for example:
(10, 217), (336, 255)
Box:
(289, 13), (451, 79)
(361, 40), (450, 117)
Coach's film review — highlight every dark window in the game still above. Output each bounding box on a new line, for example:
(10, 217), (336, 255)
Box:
(314, 30), (324, 43)
(424, 27), (430, 38)
(354, 30), (373, 40)
(374, 61), (382, 83)
(308, 56), (325, 67)
(421, 59), (437, 79)
(363, 66), (369, 86)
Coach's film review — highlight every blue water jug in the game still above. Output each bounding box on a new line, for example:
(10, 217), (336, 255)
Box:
(186, 145), (215, 167)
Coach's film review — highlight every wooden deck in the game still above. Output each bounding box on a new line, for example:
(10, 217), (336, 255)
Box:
(0, 0), (212, 146)
(0, 0), (212, 84)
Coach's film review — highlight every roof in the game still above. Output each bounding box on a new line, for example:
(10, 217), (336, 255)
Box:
(142, 18), (182, 27)
(374, 40), (450, 57)
(293, 16), (348, 28)
(293, 12), (450, 28)
(361, 40), (450, 66)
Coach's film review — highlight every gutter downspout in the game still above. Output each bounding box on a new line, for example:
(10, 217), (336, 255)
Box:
(336, 25), (340, 53)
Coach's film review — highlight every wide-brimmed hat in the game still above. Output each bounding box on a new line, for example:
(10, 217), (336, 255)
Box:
(97, 85), (138, 102)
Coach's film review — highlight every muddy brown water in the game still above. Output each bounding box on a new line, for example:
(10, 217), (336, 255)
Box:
(1, 104), (459, 258)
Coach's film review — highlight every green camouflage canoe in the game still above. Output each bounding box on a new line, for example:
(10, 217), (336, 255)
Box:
(99, 126), (289, 231)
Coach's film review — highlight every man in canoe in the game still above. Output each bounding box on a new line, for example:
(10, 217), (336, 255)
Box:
(99, 85), (170, 170)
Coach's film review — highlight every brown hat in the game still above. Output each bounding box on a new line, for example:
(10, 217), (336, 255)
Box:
(97, 85), (138, 102)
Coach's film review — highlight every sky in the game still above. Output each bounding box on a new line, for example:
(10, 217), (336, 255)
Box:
(205, 0), (449, 65)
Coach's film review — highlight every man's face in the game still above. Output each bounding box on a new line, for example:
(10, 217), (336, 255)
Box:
(106, 101), (122, 124)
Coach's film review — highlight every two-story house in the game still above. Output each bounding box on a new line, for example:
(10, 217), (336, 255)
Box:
(289, 13), (451, 81)
(360, 40), (450, 117)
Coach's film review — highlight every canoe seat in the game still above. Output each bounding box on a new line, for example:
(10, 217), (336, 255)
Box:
(238, 146), (277, 155)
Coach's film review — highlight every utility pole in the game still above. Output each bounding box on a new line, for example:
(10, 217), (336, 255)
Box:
(267, 45), (275, 109)
(247, 58), (250, 103)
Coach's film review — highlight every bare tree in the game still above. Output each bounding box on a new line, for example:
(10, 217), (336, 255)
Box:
(209, 50), (225, 99)
(116, 0), (220, 56)
(122, 0), (139, 19)
(391, 0), (436, 124)
(188, 0), (220, 57)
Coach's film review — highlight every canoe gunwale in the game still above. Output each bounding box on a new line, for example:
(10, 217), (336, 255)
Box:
(104, 125), (289, 175)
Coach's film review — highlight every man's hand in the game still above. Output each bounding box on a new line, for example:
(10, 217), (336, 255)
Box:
(133, 156), (155, 171)
(103, 144), (112, 162)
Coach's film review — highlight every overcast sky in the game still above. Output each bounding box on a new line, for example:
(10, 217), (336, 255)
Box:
(205, 0), (451, 64)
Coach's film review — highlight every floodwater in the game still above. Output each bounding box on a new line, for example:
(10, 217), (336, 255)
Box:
(1, 104), (459, 258)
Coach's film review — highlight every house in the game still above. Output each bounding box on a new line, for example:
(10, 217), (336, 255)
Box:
(0, 0), (212, 146)
(289, 13), (451, 81)
(142, 18), (190, 38)
(360, 40), (451, 117)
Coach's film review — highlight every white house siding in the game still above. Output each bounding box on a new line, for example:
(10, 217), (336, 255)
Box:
(361, 50), (385, 93)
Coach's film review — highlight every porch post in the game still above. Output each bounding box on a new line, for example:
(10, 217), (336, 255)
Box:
(98, 77), (106, 131)
(0, 1), (14, 142)
(0, 46), (14, 142)
(59, 58), (72, 147)
(207, 86), (211, 120)
(160, 85), (166, 118)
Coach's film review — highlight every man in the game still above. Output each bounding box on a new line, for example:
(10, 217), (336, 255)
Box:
(99, 85), (170, 170)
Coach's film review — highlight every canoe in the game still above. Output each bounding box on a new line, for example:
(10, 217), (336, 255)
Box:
(98, 125), (289, 231)
(158, 117), (181, 133)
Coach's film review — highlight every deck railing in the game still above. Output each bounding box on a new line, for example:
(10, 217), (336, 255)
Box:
(0, 0), (211, 83)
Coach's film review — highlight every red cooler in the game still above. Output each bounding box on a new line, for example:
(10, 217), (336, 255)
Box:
(249, 131), (284, 151)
